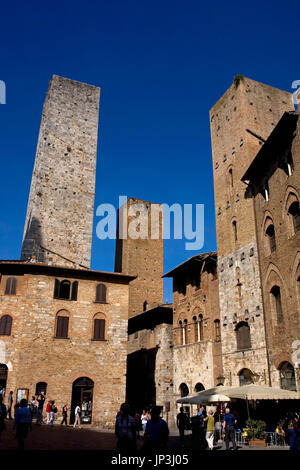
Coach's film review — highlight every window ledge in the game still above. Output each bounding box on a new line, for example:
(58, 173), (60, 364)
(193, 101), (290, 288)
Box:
(53, 337), (70, 340)
(91, 339), (108, 342)
(53, 298), (76, 301)
(93, 301), (109, 304)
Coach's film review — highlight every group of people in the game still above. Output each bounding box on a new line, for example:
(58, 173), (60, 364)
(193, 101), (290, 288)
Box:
(274, 414), (300, 450)
(115, 404), (169, 453)
(177, 405), (238, 450)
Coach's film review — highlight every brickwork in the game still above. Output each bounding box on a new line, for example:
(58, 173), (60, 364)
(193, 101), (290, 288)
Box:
(115, 198), (163, 318)
(210, 77), (294, 388)
(244, 112), (300, 390)
(0, 262), (132, 429)
(21, 75), (100, 268)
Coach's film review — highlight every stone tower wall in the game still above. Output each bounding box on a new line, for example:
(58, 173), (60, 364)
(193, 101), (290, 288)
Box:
(115, 197), (164, 318)
(21, 75), (100, 268)
(210, 77), (293, 386)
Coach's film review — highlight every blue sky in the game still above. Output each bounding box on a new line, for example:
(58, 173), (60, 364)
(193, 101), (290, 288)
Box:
(0, 1), (299, 302)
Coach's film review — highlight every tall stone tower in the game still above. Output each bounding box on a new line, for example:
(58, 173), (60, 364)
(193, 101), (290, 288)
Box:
(210, 76), (293, 386)
(21, 75), (100, 268)
(115, 197), (164, 319)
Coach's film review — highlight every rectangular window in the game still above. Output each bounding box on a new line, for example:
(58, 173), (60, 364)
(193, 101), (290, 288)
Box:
(56, 316), (69, 338)
(94, 319), (105, 340)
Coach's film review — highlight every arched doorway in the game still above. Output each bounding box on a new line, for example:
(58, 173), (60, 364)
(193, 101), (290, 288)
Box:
(0, 364), (8, 390)
(279, 362), (296, 391)
(238, 368), (254, 386)
(71, 377), (94, 424)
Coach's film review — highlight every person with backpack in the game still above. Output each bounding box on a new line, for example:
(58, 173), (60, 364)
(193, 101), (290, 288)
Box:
(49, 400), (57, 426)
(176, 407), (188, 446)
(115, 403), (136, 452)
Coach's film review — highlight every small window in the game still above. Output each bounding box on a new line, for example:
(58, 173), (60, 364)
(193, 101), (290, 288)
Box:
(93, 318), (105, 340)
(54, 279), (78, 301)
(232, 221), (238, 242)
(143, 301), (148, 312)
(288, 201), (300, 233)
(95, 284), (107, 303)
(229, 168), (233, 188)
(0, 315), (12, 336)
(5, 277), (17, 295)
(235, 321), (251, 350)
(266, 224), (276, 252)
(214, 319), (221, 342)
(56, 315), (69, 338)
(270, 285), (283, 323)
(35, 382), (47, 396)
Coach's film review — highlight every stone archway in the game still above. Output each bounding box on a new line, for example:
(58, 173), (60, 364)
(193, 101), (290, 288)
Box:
(70, 376), (94, 424)
(0, 363), (8, 390)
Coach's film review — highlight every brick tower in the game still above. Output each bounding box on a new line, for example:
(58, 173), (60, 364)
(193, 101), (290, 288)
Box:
(21, 75), (100, 268)
(115, 197), (164, 319)
(210, 76), (293, 386)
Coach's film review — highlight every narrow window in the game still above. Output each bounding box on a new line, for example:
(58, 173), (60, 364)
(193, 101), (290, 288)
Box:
(266, 224), (276, 252)
(214, 319), (221, 342)
(93, 318), (105, 340)
(288, 201), (300, 233)
(56, 315), (69, 338)
(143, 301), (148, 312)
(199, 314), (204, 341)
(96, 284), (106, 303)
(71, 281), (78, 301)
(0, 315), (12, 335)
(270, 286), (283, 323)
(229, 168), (233, 188)
(59, 281), (71, 300)
(5, 277), (17, 295)
(232, 221), (238, 242)
(235, 322), (251, 350)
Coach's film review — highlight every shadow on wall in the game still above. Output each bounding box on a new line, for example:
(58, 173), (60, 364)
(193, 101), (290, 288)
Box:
(21, 215), (45, 263)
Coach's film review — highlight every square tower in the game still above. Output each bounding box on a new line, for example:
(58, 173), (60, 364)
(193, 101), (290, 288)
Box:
(115, 197), (164, 319)
(210, 76), (293, 386)
(21, 75), (100, 268)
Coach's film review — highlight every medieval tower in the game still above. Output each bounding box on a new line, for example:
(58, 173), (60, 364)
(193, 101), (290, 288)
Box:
(21, 75), (100, 268)
(210, 76), (293, 386)
(115, 197), (164, 319)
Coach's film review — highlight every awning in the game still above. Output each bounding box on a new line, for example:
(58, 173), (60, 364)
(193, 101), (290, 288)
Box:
(176, 384), (300, 404)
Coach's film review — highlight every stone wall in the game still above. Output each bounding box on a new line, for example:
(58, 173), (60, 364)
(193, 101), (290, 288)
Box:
(0, 265), (130, 429)
(21, 75), (100, 269)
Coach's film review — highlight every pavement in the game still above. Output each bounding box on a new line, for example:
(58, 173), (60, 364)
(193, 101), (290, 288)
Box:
(0, 421), (289, 451)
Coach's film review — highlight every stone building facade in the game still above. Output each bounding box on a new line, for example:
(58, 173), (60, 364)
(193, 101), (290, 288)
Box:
(126, 305), (173, 423)
(242, 110), (300, 391)
(210, 76), (295, 387)
(163, 253), (223, 416)
(115, 197), (164, 319)
(0, 260), (134, 428)
(21, 75), (100, 269)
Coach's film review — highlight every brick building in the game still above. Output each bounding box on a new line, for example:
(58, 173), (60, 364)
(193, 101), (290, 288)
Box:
(242, 110), (300, 391)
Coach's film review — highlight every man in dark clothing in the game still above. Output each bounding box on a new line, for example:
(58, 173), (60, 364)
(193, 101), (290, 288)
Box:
(0, 395), (7, 443)
(36, 394), (45, 425)
(7, 391), (13, 419)
(223, 407), (237, 450)
(177, 407), (188, 446)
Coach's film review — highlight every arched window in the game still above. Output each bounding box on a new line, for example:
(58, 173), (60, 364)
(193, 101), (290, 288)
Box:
(55, 310), (70, 338)
(35, 382), (47, 396)
(235, 321), (251, 350)
(95, 284), (107, 303)
(194, 382), (205, 393)
(93, 313), (106, 341)
(0, 315), (12, 336)
(270, 285), (283, 323)
(279, 362), (296, 391)
(214, 319), (221, 342)
(266, 223), (276, 253)
(54, 279), (78, 301)
(239, 368), (254, 386)
(5, 277), (17, 295)
(183, 319), (188, 345)
(229, 168), (233, 188)
(288, 201), (300, 234)
(199, 314), (204, 341)
(232, 220), (238, 242)
(179, 383), (189, 397)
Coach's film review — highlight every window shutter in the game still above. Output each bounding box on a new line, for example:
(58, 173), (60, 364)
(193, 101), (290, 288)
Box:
(0, 315), (12, 336)
(96, 284), (106, 303)
(56, 316), (69, 338)
(94, 319), (105, 340)
(5, 277), (17, 295)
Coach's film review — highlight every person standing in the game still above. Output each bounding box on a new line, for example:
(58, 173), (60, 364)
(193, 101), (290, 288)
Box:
(144, 406), (169, 454)
(14, 399), (32, 450)
(204, 409), (215, 450)
(49, 401), (57, 426)
(176, 407), (188, 446)
(115, 403), (136, 452)
(223, 407), (237, 450)
(36, 394), (45, 425)
(141, 410), (148, 433)
(7, 391), (13, 420)
(45, 400), (51, 424)
(74, 404), (81, 429)
(0, 395), (7, 446)
(61, 404), (68, 426)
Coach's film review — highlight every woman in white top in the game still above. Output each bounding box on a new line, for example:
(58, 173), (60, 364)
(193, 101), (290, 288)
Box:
(74, 405), (81, 429)
(141, 409), (148, 433)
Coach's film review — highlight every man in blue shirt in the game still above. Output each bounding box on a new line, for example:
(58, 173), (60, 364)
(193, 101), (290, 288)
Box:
(222, 407), (237, 450)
